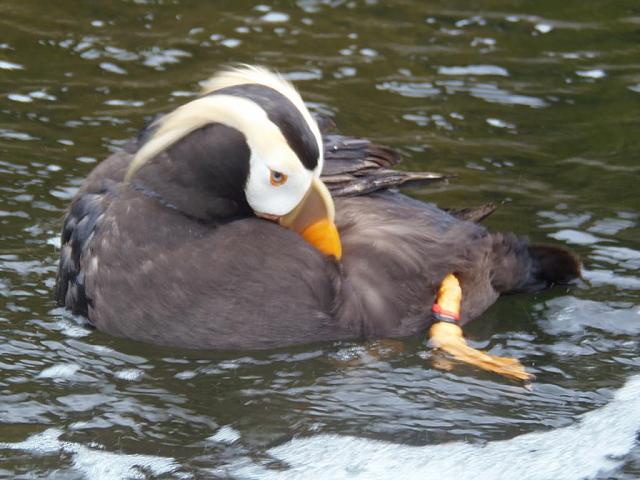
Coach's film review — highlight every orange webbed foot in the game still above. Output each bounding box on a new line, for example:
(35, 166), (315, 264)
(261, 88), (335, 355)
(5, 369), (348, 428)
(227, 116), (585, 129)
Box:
(429, 322), (533, 382)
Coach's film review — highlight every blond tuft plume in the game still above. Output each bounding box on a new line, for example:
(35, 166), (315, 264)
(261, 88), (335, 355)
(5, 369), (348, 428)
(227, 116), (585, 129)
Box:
(125, 65), (322, 182)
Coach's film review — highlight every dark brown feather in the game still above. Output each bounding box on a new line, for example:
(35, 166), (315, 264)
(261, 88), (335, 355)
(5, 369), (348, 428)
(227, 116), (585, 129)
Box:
(445, 203), (498, 223)
(321, 133), (449, 197)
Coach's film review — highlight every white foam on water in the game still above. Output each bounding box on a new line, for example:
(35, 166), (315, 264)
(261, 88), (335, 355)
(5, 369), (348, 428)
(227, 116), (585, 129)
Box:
(229, 375), (640, 480)
(114, 368), (145, 381)
(0, 60), (24, 70)
(486, 117), (515, 129)
(534, 23), (553, 34)
(0, 428), (178, 479)
(261, 11), (289, 23)
(438, 65), (509, 76)
(208, 425), (241, 444)
(576, 69), (606, 79)
(37, 363), (81, 379)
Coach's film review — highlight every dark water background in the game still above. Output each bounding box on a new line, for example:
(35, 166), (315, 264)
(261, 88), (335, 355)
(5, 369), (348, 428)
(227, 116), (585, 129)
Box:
(1, 1), (639, 478)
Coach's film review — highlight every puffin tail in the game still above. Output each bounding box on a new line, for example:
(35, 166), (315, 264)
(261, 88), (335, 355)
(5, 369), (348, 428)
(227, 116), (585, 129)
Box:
(490, 234), (581, 294)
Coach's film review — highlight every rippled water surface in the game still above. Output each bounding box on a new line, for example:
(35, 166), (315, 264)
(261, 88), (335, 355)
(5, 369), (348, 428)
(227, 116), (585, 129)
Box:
(1, 1), (639, 478)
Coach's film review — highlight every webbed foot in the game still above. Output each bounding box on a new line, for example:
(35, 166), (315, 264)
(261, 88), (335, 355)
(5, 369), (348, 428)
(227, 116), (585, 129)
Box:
(429, 322), (532, 382)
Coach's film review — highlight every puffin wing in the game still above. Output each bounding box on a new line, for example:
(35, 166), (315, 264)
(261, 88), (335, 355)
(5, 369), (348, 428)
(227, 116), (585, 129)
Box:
(321, 133), (449, 197)
(316, 114), (495, 222)
(444, 203), (498, 223)
(55, 147), (133, 317)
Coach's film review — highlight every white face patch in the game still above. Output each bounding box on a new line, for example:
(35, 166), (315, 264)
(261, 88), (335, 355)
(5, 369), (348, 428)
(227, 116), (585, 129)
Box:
(245, 147), (313, 216)
(211, 96), (315, 217)
(201, 66), (324, 216)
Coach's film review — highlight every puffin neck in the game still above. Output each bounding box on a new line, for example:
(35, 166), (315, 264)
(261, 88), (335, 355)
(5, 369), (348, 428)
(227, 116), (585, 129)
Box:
(129, 178), (252, 226)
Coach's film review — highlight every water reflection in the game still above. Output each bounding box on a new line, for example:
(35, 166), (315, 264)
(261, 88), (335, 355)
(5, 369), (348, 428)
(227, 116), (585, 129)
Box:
(224, 376), (640, 480)
(0, 0), (639, 477)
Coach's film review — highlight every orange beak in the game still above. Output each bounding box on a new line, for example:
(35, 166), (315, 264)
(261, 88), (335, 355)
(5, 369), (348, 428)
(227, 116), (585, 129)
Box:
(278, 178), (342, 260)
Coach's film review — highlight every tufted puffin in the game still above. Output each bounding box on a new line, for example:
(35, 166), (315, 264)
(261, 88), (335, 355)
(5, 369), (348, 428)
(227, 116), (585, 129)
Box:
(55, 66), (580, 381)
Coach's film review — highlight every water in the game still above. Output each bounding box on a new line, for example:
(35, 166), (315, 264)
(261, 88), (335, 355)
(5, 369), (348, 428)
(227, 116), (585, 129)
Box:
(1, 1), (639, 478)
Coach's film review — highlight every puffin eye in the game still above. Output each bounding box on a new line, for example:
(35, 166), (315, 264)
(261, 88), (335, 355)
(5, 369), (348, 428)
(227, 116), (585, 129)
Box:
(269, 169), (288, 186)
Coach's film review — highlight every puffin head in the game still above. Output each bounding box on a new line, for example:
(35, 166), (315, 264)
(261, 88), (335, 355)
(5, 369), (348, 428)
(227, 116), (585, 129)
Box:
(125, 65), (341, 260)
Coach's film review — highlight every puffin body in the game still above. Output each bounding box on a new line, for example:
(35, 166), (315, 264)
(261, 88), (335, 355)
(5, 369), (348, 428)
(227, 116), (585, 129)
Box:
(55, 66), (579, 360)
